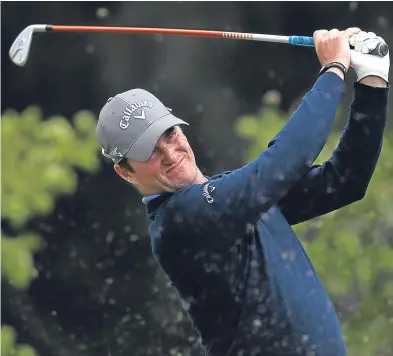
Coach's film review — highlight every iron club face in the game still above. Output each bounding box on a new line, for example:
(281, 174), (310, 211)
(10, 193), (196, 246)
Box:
(9, 25), (47, 66)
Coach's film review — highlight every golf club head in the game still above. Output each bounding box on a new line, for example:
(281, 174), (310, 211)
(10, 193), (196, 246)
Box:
(9, 25), (47, 66)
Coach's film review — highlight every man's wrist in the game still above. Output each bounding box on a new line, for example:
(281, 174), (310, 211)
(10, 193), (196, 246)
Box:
(359, 75), (388, 88)
(325, 67), (345, 81)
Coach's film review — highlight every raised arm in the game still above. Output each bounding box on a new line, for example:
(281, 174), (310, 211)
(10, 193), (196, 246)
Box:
(277, 78), (389, 225)
(277, 31), (390, 225)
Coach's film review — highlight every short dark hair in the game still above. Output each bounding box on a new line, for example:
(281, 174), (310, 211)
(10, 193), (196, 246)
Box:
(118, 158), (134, 173)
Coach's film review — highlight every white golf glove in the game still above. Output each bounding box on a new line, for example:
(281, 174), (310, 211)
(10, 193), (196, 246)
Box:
(349, 31), (390, 83)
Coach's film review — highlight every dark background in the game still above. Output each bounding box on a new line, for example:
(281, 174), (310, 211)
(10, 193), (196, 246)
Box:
(2, 2), (393, 356)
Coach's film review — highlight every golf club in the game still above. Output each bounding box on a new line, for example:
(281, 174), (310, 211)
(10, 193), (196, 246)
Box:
(9, 24), (390, 67)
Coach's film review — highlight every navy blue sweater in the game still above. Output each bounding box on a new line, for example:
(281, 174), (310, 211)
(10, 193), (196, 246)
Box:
(144, 73), (388, 356)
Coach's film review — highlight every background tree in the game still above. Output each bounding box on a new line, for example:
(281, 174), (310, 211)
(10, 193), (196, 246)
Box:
(1, 107), (101, 356)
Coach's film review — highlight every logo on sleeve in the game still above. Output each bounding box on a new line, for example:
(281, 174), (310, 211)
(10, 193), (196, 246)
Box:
(202, 183), (215, 204)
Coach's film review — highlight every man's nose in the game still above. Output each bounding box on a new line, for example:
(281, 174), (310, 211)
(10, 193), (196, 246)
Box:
(161, 145), (178, 164)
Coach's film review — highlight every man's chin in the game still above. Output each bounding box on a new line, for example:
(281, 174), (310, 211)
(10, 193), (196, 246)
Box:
(167, 178), (194, 191)
(171, 182), (190, 191)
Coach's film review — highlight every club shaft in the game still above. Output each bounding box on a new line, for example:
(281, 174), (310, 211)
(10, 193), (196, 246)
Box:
(49, 25), (292, 44)
(48, 25), (389, 54)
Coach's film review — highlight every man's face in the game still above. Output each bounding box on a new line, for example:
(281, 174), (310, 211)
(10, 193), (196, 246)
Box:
(116, 127), (199, 195)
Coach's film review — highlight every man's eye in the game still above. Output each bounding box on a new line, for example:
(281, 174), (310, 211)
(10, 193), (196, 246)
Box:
(167, 131), (176, 141)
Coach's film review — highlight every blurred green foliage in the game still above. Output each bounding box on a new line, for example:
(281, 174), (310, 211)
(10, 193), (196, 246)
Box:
(2, 106), (100, 228)
(1, 326), (38, 356)
(1, 106), (101, 356)
(235, 91), (393, 356)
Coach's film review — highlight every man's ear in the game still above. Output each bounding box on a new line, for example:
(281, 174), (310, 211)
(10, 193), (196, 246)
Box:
(114, 164), (137, 185)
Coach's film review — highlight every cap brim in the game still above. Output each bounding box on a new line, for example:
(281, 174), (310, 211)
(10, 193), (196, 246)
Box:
(124, 113), (189, 162)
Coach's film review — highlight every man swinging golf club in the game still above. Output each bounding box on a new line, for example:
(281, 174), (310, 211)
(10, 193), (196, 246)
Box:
(96, 28), (389, 356)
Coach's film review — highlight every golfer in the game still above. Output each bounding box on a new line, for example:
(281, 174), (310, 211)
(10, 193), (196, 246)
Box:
(96, 28), (389, 356)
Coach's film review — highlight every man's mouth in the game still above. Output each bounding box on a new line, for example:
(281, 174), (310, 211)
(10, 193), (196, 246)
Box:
(166, 157), (184, 173)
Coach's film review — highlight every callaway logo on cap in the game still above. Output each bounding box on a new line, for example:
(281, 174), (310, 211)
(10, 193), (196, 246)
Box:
(120, 100), (153, 129)
(95, 89), (189, 163)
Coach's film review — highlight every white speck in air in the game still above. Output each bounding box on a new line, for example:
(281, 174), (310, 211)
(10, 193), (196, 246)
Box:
(268, 70), (276, 78)
(129, 234), (139, 242)
(121, 314), (131, 323)
(288, 251), (296, 261)
(378, 17), (389, 29)
(276, 172), (285, 181)
(251, 260), (258, 268)
(306, 269), (314, 277)
(105, 277), (114, 285)
(155, 34), (164, 42)
(263, 90), (281, 106)
(96, 7), (110, 18)
(77, 343), (88, 350)
(253, 318), (262, 328)
(349, 2), (358, 11)
(106, 231), (115, 243)
(195, 104), (204, 112)
(85, 44), (95, 54)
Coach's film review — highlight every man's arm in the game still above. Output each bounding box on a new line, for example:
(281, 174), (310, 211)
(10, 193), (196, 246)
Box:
(277, 30), (390, 225)
(277, 78), (389, 225)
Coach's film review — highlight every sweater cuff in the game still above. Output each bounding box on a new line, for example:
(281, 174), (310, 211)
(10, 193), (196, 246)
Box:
(352, 81), (389, 117)
(312, 72), (346, 99)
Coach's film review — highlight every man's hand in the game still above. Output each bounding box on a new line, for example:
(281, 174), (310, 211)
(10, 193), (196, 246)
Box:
(349, 31), (390, 87)
(313, 28), (361, 73)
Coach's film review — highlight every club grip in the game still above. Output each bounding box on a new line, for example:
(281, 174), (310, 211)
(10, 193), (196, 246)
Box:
(289, 35), (389, 57)
(348, 41), (389, 57)
(368, 42), (389, 57)
(289, 36), (314, 47)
